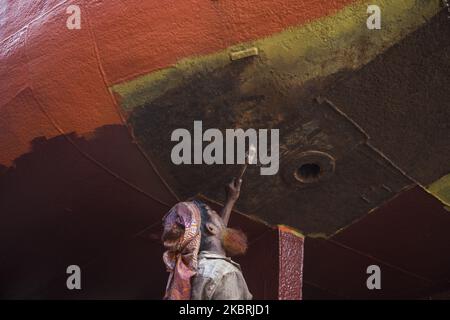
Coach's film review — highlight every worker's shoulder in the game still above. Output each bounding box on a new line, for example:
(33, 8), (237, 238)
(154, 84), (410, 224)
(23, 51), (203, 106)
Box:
(197, 252), (242, 279)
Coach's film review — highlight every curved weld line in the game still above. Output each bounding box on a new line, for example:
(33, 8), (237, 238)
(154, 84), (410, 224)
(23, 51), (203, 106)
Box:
(327, 184), (416, 239)
(22, 22), (172, 208)
(326, 238), (444, 285)
(196, 193), (273, 228)
(302, 279), (350, 300)
(0, 0), (70, 45)
(133, 218), (164, 238)
(84, 3), (180, 202)
(34, 93), (172, 208)
(366, 142), (421, 186)
(319, 98), (421, 186)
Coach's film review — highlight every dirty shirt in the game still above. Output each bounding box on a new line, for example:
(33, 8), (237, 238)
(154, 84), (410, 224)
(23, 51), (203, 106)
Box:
(190, 251), (253, 300)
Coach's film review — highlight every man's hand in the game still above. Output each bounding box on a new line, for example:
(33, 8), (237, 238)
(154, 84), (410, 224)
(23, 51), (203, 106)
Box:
(221, 177), (243, 226)
(226, 178), (242, 203)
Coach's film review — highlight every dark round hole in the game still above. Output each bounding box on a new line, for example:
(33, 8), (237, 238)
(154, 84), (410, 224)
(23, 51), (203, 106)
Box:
(295, 163), (321, 183)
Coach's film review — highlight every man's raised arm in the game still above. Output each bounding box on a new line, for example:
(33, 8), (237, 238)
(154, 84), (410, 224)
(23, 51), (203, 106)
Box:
(220, 178), (242, 226)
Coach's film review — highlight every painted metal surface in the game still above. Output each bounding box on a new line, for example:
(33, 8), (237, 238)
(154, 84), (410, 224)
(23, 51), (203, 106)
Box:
(304, 186), (450, 299)
(1, 0), (449, 299)
(111, 1), (444, 234)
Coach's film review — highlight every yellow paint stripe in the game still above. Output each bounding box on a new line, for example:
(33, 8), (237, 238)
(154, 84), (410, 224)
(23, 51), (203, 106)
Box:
(427, 174), (450, 207)
(112, 0), (441, 112)
(278, 224), (305, 238)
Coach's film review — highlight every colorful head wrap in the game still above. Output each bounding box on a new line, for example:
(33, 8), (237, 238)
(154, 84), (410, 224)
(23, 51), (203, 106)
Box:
(162, 201), (202, 300)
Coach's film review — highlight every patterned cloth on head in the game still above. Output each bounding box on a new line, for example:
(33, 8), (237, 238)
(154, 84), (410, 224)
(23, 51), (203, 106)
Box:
(163, 201), (202, 300)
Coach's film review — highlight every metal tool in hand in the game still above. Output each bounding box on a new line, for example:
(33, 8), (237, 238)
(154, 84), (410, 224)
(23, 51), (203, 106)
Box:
(237, 144), (257, 180)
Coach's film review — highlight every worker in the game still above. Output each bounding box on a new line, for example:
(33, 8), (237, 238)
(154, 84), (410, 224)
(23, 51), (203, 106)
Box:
(162, 178), (252, 300)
